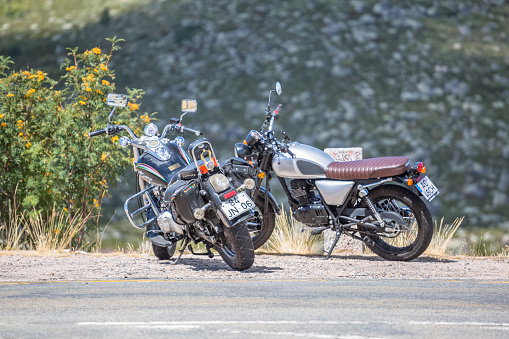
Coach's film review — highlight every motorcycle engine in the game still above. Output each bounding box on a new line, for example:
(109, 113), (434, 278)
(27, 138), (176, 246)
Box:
(289, 179), (329, 227)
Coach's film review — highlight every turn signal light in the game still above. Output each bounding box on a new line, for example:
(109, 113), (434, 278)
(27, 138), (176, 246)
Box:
(258, 172), (266, 179)
(243, 140), (248, 145)
(407, 178), (414, 186)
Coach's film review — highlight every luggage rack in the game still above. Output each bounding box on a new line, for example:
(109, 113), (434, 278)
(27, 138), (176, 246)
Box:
(124, 185), (159, 229)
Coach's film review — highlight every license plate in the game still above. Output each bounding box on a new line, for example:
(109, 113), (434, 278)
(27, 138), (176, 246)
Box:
(221, 191), (254, 220)
(416, 176), (440, 201)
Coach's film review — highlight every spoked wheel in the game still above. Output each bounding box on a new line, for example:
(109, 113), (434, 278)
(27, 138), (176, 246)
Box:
(247, 194), (276, 250)
(360, 185), (433, 261)
(214, 221), (254, 271)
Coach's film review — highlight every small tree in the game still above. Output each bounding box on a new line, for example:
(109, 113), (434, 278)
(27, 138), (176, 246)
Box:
(0, 37), (152, 248)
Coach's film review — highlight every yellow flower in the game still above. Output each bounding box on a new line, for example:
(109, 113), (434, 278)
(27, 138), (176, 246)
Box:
(63, 207), (68, 212)
(92, 47), (101, 55)
(22, 71), (30, 76)
(144, 116), (150, 123)
(26, 142), (31, 148)
(85, 87), (92, 92)
(1, 123), (6, 128)
(111, 135), (119, 143)
(66, 66), (76, 71)
(17, 120), (24, 128)
(84, 50), (92, 55)
(101, 152), (107, 161)
(7, 93), (14, 97)
(19, 132), (24, 137)
(129, 103), (139, 111)
(102, 80), (110, 86)
(79, 100), (86, 105)
(93, 198), (100, 207)
(96, 89), (103, 95)
(26, 88), (36, 97)
(0, 114), (3, 119)
(100, 64), (108, 71)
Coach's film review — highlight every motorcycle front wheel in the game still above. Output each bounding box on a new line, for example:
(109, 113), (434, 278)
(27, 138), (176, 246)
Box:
(249, 194), (276, 249)
(360, 185), (433, 261)
(214, 221), (254, 271)
(152, 243), (177, 260)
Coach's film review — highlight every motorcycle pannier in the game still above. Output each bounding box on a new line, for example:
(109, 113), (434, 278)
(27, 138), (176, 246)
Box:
(170, 180), (204, 224)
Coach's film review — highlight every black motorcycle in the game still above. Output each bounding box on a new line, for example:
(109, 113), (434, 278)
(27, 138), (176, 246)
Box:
(226, 83), (439, 261)
(89, 94), (255, 270)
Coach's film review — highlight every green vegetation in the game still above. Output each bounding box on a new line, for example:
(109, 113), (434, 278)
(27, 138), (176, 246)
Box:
(0, 38), (152, 249)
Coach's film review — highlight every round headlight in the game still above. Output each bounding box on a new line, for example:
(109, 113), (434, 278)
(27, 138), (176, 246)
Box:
(209, 173), (230, 193)
(144, 123), (158, 137)
(234, 143), (251, 159)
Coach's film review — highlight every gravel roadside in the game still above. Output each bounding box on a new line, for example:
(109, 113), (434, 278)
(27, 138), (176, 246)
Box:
(1, 251), (508, 282)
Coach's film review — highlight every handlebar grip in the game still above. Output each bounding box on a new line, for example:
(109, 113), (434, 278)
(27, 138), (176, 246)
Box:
(170, 118), (180, 124)
(88, 129), (107, 137)
(183, 126), (203, 136)
(274, 104), (283, 115)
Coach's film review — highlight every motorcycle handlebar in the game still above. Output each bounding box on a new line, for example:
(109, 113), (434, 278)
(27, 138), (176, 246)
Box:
(168, 119), (202, 136)
(88, 129), (107, 137)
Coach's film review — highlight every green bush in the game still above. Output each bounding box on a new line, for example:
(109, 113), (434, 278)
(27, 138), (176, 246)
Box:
(0, 37), (151, 248)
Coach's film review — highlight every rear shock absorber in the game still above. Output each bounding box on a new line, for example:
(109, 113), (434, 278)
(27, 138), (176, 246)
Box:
(357, 185), (385, 227)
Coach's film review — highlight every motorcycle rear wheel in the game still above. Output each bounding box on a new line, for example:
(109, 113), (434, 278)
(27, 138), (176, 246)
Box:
(214, 221), (254, 271)
(360, 185), (433, 261)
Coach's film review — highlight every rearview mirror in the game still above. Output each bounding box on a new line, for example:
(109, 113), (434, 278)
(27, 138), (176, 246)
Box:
(275, 82), (282, 96)
(106, 93), (128, 107)
(181, 99), (198, 113)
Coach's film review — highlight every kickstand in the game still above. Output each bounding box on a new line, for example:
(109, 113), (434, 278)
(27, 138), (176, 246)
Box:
(170, 238), (190, 265)
(324, 229), (342, 260)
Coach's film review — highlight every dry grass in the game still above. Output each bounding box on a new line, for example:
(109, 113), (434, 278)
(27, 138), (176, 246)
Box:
(0, 199), (88, 252)
(259, 207), (322, 255)
(424, 217), (464, 256)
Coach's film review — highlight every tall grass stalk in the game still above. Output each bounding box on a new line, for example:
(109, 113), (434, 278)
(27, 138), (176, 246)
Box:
(25, 206), (88, 251)
(259, 207), (322, 255)
(425, 217), (464, 256)
(0, 198), (27, 251)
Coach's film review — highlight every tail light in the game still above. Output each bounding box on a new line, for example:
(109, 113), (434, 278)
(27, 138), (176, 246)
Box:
(415, 162), (427, 174)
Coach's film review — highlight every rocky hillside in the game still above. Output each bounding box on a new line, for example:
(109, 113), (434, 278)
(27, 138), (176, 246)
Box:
(1, 0), (509, 228)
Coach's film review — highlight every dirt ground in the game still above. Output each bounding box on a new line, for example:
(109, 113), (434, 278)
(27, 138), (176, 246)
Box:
(0, 251), (508, 282)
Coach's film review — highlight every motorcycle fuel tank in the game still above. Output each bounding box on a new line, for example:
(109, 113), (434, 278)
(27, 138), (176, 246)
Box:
(272, 142), (333, 179)
(136, 143), (189, 187)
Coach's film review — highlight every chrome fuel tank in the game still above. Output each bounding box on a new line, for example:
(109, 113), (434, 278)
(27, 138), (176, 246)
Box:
(272, 142), (333, 179)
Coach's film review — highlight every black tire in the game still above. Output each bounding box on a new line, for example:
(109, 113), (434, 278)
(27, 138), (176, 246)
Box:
(249, 194), (276, 250)
(360, 185), (433, 261)
(214, 221), (255, 271)
(152, 243), (177, 260)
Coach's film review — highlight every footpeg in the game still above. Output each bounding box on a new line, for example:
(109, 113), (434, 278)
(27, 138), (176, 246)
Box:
(147, 232), (172, 247)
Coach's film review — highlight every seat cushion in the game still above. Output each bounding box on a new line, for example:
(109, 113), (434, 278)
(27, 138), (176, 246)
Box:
(325, 156), (410, 180)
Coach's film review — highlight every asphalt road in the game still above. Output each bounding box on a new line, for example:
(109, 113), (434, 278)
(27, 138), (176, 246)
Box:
(1, 278), (508, 338)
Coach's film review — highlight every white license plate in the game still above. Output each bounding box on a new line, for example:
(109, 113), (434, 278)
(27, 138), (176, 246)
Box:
(416, 176), (440, 201)
(221, 191), (254, 220)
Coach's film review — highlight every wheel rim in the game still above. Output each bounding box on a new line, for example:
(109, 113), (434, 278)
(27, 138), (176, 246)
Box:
(373, 197), (419, 250)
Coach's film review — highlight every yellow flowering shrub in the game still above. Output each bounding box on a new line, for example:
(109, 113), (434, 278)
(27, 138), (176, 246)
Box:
(0, 38), (154, 248)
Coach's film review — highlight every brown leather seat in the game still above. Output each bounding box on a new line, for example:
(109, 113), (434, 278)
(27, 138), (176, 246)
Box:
(325, 156), (411, 180)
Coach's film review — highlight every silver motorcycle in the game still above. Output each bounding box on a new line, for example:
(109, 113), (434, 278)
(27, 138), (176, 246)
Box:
(89, 94), (255, 270)
(228, 82), (439, 260)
